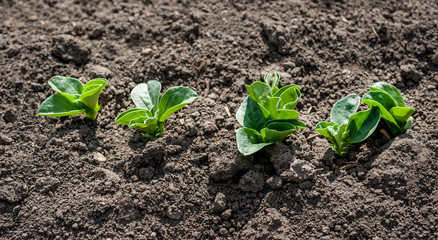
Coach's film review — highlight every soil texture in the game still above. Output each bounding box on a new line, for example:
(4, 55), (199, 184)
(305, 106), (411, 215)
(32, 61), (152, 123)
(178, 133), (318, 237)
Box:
(1, 0), (438, 239)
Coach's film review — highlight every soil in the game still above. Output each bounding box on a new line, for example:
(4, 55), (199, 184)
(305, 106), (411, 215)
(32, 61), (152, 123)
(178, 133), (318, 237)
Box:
(1, 0), (437, 239)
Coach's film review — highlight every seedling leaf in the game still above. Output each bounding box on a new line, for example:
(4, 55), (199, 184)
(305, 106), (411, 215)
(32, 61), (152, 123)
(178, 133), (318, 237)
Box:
(131, 80), (162, 111)
(346, 107), (381, 143)
(37, 94), (84, 117)
(236, 128), (273, 156)
(330, 94), (360, 126)
(157, 86), (199, 122)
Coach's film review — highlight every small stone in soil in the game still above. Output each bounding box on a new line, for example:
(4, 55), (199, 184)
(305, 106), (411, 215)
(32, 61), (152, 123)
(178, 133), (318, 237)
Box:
(166, 205), (183, 220)
(93, 152), (106, 162)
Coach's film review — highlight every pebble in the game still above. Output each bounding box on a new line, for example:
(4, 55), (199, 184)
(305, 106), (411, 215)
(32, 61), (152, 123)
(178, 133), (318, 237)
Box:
(93, 152), (106, 162)
(165, 205), (183, 220)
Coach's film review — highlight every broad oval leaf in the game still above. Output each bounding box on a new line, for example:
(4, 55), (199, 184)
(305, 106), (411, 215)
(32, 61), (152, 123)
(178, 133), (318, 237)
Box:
(157, 86), (198, 122)
(131, 80), (162, 112)
(236, 127), (273, 156)
(49, 76), (83, 95)
(346, 107), (381, 143)
(37, 94), (84, 117)
(390, 106), (415, 126)
(236, 96), (267, 131)
(49, 76), (84, 102)
(330, 94), (360, 126)
(370, 82), (405, 107)
(362, 91), (397, 112)
(115, 108), (151, 125)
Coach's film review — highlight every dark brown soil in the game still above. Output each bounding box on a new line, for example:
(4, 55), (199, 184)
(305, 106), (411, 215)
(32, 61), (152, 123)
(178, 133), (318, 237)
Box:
(1, 0), (437, 239)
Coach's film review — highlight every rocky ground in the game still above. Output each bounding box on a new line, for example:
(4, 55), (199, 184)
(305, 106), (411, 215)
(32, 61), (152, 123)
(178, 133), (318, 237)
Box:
(1, 0), (437, 239)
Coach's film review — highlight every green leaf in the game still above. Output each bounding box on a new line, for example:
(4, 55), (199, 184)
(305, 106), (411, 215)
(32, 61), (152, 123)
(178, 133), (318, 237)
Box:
(236, 127), (273, 156)
(48, 76), (83, 102)
(315, 122), (337, 144)
(362, 91), (397, 112)
(271, 86), (279, 96)
(115, 108), (151, 125)
(261, 122), (296, 142)
(236, 96), (267, 131)
(290, 119), (306, 129)
(404, 116), (414, 131)
(80, 83), (105, 110)
(390, 107), (415, 126)
(271, 72), (280, 88)
(264, 73), (271, 85)
(266, 97), (280, 118)
(37, 94), (84, 117)
(276, 109), (299, 120)
(273, 84), (301, 97)
(129, 117), (158, 135)
(346, 107), (380, 143)
(84, 78), (107, 89)
(370, 82), (405, 107)
(157, 86), (199, 122)
(330, 94), (360, 126)
(248, 82), (271, 103)
(131, 80), (162, 112)
(362, 95), (398, 130)
(279, 86), (300, 109)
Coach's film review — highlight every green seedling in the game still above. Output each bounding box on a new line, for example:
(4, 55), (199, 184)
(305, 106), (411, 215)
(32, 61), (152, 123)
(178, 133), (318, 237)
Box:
(115, 80), (198, 138)
(236, 72), (306, 156)
(37, 76), (107, 120)
(315, 94), (381, 157)
(362, 82), (415, 136)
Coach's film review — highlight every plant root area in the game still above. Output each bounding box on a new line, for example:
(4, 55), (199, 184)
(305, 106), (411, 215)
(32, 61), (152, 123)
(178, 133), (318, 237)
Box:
(1, 0), (437, 239)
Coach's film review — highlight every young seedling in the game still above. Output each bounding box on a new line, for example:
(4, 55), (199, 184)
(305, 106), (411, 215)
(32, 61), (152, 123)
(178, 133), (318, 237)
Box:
(115, 80), (198, 138)
(362, 82), (415, 136)
(37, 76), (107, 120)
(236, 72), (306, 156)
(315, 94), (381, 157)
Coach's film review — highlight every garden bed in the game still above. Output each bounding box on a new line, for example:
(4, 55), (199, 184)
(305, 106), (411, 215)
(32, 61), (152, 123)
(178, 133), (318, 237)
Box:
(1, 0), (437, 239)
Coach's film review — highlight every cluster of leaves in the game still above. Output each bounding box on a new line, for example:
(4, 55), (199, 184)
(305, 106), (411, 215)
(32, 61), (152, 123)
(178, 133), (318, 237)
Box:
(115, 80), (198, 137)
(315, 94), (381, 157)
(236, 72), (306, 156)
(316, 82), (414, 156)
(37, 76), (107, 120)
(363, 82), (415, 136)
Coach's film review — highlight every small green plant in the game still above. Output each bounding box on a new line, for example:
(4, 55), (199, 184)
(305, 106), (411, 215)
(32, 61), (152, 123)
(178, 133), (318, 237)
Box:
(315, 94), (381, 157)
(37, 76), (107, 120)
(362, 82), (415, 136)
(236, 72), (306, 156)
(115, 80), (198, 138)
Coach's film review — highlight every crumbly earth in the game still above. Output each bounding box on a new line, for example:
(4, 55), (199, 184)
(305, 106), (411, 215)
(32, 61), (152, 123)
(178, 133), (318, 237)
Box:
(1, 0), (437, 239)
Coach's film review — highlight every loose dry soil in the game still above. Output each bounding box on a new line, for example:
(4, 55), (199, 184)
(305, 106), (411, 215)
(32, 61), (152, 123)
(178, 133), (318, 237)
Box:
(1, 0), (438, 239)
